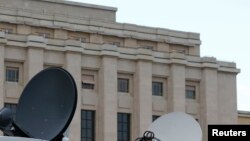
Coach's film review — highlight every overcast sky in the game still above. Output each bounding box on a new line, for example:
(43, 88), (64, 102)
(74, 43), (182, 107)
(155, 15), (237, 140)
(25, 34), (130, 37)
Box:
(68, 0), (250, 111)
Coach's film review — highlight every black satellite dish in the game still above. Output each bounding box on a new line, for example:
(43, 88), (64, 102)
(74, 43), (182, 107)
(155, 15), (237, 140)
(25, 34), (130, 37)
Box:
(0, 67), (77, 141)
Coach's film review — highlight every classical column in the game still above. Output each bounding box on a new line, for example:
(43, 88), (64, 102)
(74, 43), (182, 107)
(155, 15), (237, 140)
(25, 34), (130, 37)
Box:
(133, 60), (152, 138)
(65, 52), (82, 141)
(218, 72), (238, 124)
(200, 68), (218, 141)
(168, 64), (186, 112)
(98, 56), (118, 141)
(0, 45), (5, 109)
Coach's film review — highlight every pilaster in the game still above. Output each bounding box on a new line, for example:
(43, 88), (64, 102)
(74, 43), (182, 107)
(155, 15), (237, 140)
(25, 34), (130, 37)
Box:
(168, 64), (186, 112)
(0, 45), (5, 108)
(200, 68), (218, 141)
(133, 60), (152, 138)
(218, 72), (238, 124)
(98, 56), (118, 141)
(65, 52), (82, 141)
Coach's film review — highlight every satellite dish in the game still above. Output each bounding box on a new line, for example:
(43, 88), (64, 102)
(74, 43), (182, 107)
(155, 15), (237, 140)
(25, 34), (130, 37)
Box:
(0, 67), (77, 141)
(148, 112), (202, 141)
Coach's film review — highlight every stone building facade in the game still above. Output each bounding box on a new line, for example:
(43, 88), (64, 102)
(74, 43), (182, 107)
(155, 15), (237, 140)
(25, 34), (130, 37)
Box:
(238, 111), (250, 124)
(0, 0), (240, 141)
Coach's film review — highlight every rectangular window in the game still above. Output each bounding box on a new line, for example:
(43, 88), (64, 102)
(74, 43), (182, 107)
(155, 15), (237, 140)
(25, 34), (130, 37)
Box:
(6, 67), (19, 82)
(81, 110), (95, 141)
(4, 103), (17, 121)
(82, 83), (95, 89)
(152, 82), (163, 96)
(82, 74), (95, 90)
(186, 86), (196, 99)
(152, 115), (160, 122)
(118, 113), (130, 141)
(118, 78), (129, 93)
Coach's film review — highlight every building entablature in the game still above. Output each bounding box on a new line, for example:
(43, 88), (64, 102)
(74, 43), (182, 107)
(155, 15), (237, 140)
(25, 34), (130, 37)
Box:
(0, 32), (239, 74)
(0, 0), (200, 47)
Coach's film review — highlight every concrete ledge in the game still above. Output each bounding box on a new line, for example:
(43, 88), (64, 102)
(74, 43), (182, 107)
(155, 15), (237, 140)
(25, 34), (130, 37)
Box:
(84, 43), (102, 51)
(6, 41), (26, 47)
(218, 61), (236, 68)
(218, 67), (240, 73)
(27, 35), (45, 43)
(153, 52), (170, 59)
(6, 34), (26, 42)
(170, 58), (187, 65)
(187, 56), (202, 63)
(170, 52), (186, 60)
(65, 40), (82, 48)
(27, 42), (46, 49)
(118, 47), (137, 56)
(102, 44), (117, 52)
(100, 50), (120, 57)
(47, 39), (65, 47)
(65, 46), (83, 53)
(137, 48), (153, 56)
(186, 62), (201, 68)
(41, 0), (117, 12)
(136, 54), (153, 61)
(238, 111), (250, 117)
(202, 62), (219, 69)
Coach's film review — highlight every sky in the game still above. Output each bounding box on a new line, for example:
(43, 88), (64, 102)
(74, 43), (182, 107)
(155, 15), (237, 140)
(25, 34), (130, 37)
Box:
(68, 0), (250, 111)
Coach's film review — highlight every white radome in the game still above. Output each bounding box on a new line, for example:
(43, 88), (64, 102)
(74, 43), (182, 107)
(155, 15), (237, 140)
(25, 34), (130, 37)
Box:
(148, 112), (202, 141)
